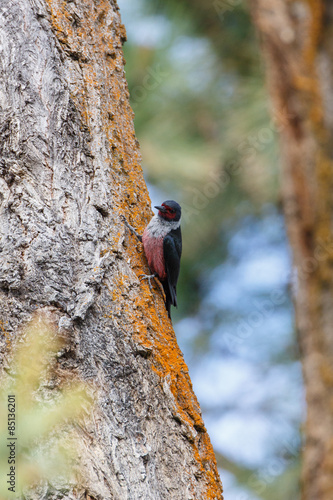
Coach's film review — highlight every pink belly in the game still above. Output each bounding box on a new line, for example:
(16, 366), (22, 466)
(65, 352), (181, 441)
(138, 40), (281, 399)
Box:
(142, 231), (166, 280)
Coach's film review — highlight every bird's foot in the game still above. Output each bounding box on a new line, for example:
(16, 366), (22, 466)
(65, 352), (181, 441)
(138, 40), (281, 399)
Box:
(139, 273), (157, 292)
(121, 215), (142, 242)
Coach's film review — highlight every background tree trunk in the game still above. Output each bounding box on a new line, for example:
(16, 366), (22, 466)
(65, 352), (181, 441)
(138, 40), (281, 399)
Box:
(249, 1), (333, 499)
(0, 0), (223, 498)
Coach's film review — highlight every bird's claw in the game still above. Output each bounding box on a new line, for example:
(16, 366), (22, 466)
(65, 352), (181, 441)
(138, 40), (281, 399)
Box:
(139, 273), (156, 282)
(139, 273), (156, 291)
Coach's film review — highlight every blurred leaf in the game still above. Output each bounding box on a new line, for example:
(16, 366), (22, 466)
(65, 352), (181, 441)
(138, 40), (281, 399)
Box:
(0, 313), (93, 497)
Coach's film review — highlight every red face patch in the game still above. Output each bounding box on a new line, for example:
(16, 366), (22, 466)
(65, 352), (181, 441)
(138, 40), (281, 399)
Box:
(161, 204), (176, 220)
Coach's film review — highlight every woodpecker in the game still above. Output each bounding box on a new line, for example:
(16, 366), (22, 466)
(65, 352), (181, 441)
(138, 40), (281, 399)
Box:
(123, 200), (182, 319)
(142, 200), (182, 318)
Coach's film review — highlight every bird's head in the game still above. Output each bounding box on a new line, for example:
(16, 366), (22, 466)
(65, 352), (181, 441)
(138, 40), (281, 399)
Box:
(154, 200), (181, 222)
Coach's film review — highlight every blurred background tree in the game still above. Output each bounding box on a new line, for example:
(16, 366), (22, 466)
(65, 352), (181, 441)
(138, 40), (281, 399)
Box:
(249, 2), (333, 499)
(118, 0), (303, 498)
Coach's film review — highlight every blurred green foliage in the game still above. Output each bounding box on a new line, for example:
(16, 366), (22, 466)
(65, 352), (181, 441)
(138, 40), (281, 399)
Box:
(0, 314), (93, 498)
(123, 0), (280, 315)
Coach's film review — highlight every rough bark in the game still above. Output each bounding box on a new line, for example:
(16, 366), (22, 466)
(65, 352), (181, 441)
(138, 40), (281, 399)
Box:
(249, 1), (333, 499)
(0, 0), (223, 498)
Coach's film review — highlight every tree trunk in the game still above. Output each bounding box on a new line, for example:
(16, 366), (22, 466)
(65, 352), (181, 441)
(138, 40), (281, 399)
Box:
(249, 1), (333, 499)
(0, 0), (223, 498)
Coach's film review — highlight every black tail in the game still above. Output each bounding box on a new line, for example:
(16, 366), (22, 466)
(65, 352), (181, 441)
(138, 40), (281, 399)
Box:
(162, 281), (177, 319)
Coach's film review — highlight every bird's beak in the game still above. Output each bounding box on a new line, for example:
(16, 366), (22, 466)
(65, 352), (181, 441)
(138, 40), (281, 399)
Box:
(154, 205), (166, 213)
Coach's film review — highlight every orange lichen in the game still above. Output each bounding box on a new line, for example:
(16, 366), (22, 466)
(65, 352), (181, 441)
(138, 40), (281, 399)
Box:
(0, 319), (11, 349)
(44, 0), (223, 497)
